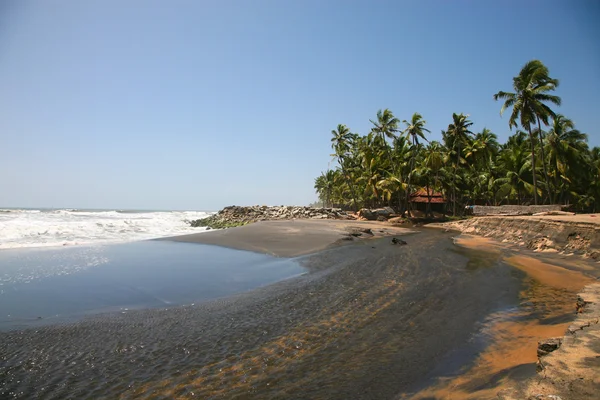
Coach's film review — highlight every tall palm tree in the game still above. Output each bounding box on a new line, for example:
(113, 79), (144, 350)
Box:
(402, 113), (430, 216)
(421, 141), (445, 216)
(545, 115), (589, 204)
(331, 124), (359, 211)
(465, 128), (499, 170)
(588, 147), (600, 212)
(496, 138), (533, 205)
(370, 109), (402, 210)
(370, 109), (400, 144)
(445, 113), (473, 215)
(494, 59), (561, 204)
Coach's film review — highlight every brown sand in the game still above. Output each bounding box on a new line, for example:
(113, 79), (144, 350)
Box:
(506, 255), (596, 292)
(165, 219), (414, 257)
(409, 234), (598, 399)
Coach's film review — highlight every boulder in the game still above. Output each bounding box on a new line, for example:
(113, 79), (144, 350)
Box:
(373, 207), (395, 218)
(358, 208), (377, 220)
(537, 337), (562, 358)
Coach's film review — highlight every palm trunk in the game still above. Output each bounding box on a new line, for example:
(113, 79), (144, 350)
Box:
(404, 141), (415, 217)
(339, 156), (359, 212)
(537, 116), (552, 204)
(426, 182), (432, 218)
(452, 142), (460, 216)
(384, 144), (402, 214)
(527, 126), (539, 205)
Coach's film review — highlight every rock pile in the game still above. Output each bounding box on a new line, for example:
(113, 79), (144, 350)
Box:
(190, 205), (352, 229)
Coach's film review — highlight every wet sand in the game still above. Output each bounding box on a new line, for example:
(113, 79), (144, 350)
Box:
(1, 229), (525, 399)
(164, 219), (414, 257)
(2, 224), (598, 399)
(410, 235), (598, 399)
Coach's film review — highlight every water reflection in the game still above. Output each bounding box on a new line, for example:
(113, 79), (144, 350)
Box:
(0, 241), (304, 330)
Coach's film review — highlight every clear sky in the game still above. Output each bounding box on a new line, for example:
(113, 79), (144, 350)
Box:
(1, 0), (598, 210)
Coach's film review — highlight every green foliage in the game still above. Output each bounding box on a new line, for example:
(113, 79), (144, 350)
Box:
(313, 60), (597, 215)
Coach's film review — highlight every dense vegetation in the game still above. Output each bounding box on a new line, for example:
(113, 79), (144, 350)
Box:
(314, 60), (599, 216)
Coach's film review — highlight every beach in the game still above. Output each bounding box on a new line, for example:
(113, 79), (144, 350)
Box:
(165, 219), (416, 257)
(2, 217), (598, 399)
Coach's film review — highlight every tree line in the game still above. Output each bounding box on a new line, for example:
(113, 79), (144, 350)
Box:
(314, 60), (600, 216)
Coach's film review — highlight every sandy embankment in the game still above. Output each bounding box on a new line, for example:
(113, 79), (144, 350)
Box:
(431, 215), (600, 399)
(166, 219), (415, 257)
(432, 214), (600, 259)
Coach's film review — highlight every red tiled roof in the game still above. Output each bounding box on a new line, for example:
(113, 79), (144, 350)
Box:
(410, 196), (446, 203)
(410, 188), (445, 198)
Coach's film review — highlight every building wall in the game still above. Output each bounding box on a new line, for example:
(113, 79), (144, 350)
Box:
(470, 205), (563, 216)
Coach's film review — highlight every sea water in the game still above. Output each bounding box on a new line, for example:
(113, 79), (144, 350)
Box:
(0, 208), (212, 249)
(0, 241), (305, 330)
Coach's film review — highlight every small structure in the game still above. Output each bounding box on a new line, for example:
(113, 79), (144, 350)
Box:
(410, 188), (446, 214)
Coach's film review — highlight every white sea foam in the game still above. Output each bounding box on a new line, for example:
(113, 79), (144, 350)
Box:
(0, 209), (213, 250)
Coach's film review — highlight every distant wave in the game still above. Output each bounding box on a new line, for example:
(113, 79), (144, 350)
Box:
(0, 209), (214, 250)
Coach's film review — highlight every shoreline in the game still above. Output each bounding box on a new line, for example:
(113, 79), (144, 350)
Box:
(1, 229), (526, 399)
(429, 215), (600, 399)
(164, 219), (416, 257)
(2, 217), (598, 398)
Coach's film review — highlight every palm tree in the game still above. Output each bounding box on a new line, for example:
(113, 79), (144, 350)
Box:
(497, 137), (534, 205)
(370, 109), (402, 210)
(588, 147), (600, 212)
(545, 115), (589, 204)
(402, 113), (430, 216)
(494, 60), (561, 204)
(370, 109), (400, 144)
(331, 124), (359, 211)
(421, 141), (445, 216)
(465, 128), (499, 170)
(445, 113), (473, 215)
(314, 170), (336, 207)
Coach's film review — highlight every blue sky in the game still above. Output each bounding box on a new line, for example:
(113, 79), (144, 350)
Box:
(1, 0), (598, 210)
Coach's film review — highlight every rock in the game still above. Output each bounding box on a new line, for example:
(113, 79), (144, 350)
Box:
(358, 208), (377, 220)
(373, 207), (395, 218)
(190, 205), (352, 229)
(391, 238), (407, 245)
(537, 337), (562, 358)
(388, 216), (405, 224)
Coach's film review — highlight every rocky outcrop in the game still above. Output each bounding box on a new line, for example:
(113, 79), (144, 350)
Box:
(190, 205), (352, 229)
(439, 216), (600, 259)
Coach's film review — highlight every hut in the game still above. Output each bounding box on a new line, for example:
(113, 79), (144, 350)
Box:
(409, 188), (446, 214)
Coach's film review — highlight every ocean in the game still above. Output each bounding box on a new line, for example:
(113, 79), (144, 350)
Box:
(0, 208), (305, 331)
(0, 208), (213, 249)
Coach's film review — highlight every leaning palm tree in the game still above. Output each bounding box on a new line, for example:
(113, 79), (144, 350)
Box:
(402, 113), (430, 216)
(331, 124), (359, 211)
(446, 113), (473, 215)
(494, 60), (561, 204)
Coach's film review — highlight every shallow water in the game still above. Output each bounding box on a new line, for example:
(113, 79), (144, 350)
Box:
(0, 241), (304, 330)
(0, 231), (591, 399)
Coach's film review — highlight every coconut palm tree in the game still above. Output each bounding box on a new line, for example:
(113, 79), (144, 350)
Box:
(370, 109), (400, 144)
(370, 109), (402, 209)
(420, 141), (445, 216)
(445, 113), (474, 215)
(545, 115), (589, 204)
(331, 124), (359, 211)
(496, 138), (534, 205)
(314, 170), (336, 207)
(494, 60), (561, 204)
(402, 113), (430, 216)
